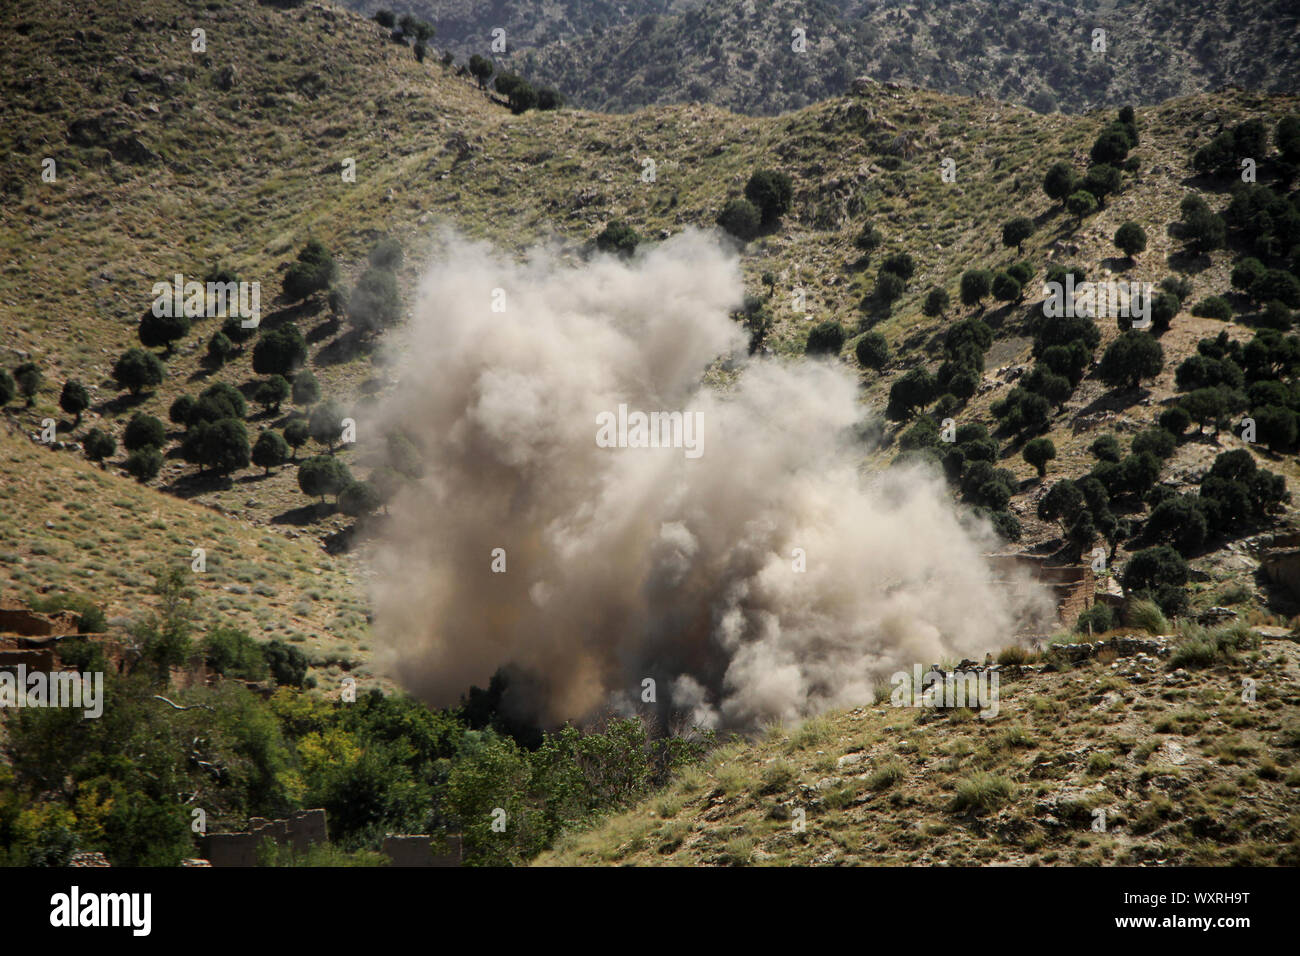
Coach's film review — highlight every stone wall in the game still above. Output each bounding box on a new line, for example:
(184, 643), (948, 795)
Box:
(0, 647), (56, 671)
(201, 809), (328, 867)
(0, 602), (81, 637)
(987, 553), (1096, 630)
(1261, 549), (1300, 602)
(381, 834), (463, 867)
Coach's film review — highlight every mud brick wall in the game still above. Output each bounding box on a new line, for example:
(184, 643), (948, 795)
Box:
(0, 605), (81, 637)
(202, 809), (329, 866)
(381, 835), (462, 867)
(987, 553), (1095, 629)
(0, 648), (57, 671)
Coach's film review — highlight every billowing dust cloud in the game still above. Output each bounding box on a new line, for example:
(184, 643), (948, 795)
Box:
(367, 229), (1049, 730)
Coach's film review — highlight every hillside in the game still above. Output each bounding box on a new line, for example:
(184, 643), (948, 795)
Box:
(540, 631), (1300, 866)
(344, 0), (1300, 116)
(2, 0), (1300, 869)
(3, 0), (1300, 675)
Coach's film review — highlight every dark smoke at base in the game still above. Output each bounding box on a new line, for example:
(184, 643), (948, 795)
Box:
(366, 229), (1052, 730)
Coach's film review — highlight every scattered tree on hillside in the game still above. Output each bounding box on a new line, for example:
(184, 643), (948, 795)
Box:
(855, 332), (889, 370)
(805, 321), (845, 356)
(252, 430), (290, 475)
(468, 54), (494, 89)
(125, 446), (163, 483)
(59, 381), (89, 426)
(255, 375), (291, 414)
(922, 287), (950, 317)
(13, 363), (42, 407)
(717, 198), (761, 240)
(138, 311), (190, 355)
(1114, 221), (1147, 261)
(743, 169), (794, 229)
(1023, 437), (1056, 477)
(252, 324), (307, 376)
(82, 428), (116, 463)
(292, 370), (320, 407)
(1001, 217), (1033, 253)
(123, 413), (165, 452)
(960, 269), (993, 308)
(112, 348), (165, 396)
(595, 221), (640, 256)
(1099, 331), (1163, 389)
(282, 239), (337, 302)
(298, 454), (352, 504)
(1043, 161), (1079, 205)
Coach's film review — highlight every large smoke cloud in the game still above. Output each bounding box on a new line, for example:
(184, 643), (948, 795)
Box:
(366, 229), (1049, 729)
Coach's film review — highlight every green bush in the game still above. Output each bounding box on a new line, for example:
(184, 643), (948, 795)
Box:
(1075, 603), (1114, 634)
(743, 169), (794, 227)
(82, 428), (116, 462)
(1023, 437), (1056, 477)
(595, 220), (640, 256)
(205, 331), (234, 367)
(1192, 296), (1233, 320)
(122, 413), (166, 452)
(805, 320), (845, 356)
(203, 627), (270, 680)
(717, 198), (761, 241)
(252, 324), (307, 376)
(251, 430), (289, 475)
(111, 348), (165, 396)
(298, 454), (352, 503)
(855, 332), (889, 369)
(1125, 597), (1169, 635)
(263, 639), (309, 687)
(59, 381), (89, 426)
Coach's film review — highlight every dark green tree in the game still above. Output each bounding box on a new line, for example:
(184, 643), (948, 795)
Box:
(255, 375), (291, 414)
(717, 199), (761, 241)
(59, 381), (89, 426)
(123, 412), (165, 452)
(124, 446), (163, 483)
(138, 311), (190, 354)
(1114, 222), (1147, 260)
(805, 321), (845, 356)
(1001, 217), (1033, 253)
(1023, 437), (1056, 477)
(298, 454), (352, 504)
(743, 169), (794, 228)
(252, 324), (307, 376)
(251, 430), (290, 475)
(1099, 331), (1163, 389)
(111, 349), (165, 396)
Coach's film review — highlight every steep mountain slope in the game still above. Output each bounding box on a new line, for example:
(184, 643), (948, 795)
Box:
(345, 0), (1300, 116)
(2, 0), (1299, 696)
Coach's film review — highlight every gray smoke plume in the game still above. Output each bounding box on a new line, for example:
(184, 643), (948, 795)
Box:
(366, 229), (1049, 729)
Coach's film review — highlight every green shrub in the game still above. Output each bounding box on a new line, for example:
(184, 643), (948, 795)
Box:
(203, 626), (270, 680)
(1192, 296), (1233, 320)
(717, 198), (761, 241)
(595, 220), (640, 256)
(1075, 603), (1115, 634)
(123, 413), (166, 452)
(805, 320), (845, 356)
(292, 370), (320, 406)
